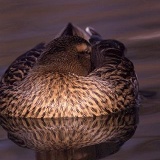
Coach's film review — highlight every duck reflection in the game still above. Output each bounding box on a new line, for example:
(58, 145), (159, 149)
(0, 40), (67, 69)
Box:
(0, 107), (138, 160)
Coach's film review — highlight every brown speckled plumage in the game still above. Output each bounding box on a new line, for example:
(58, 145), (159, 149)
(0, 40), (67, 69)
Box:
(1, 43), (46, 85)
(0, 23), (139, 118)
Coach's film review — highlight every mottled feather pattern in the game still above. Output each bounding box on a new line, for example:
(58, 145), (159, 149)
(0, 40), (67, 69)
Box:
(1, 43), (46, 85)
(0, 72), (114, 118)
(0, 69), (137, 118)
(0, 24), (139, 118)
(88, 40), (139, 109)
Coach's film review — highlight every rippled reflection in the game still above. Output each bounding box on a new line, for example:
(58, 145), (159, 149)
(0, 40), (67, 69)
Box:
(0, 107), (138, 160)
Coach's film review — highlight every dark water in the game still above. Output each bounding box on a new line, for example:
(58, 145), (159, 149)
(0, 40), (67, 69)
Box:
(0, 0), (160, 160)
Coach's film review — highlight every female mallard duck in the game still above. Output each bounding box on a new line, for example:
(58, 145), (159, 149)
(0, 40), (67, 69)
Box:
(0, 23), (139, 118)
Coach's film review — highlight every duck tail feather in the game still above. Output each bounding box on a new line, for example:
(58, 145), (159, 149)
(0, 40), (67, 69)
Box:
(55, 23), (90, 41)
(85, 27), (102, 45)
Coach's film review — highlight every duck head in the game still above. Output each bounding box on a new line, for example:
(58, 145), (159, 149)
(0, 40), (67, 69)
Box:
(36, 35), (92, 76)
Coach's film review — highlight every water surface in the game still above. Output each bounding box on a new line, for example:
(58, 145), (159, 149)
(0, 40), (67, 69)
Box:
(0, 0), (160, 160)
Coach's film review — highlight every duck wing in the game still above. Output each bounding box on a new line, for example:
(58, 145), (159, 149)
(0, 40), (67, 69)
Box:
(87, 27), (139, 99)
(0, 43), (46, 85)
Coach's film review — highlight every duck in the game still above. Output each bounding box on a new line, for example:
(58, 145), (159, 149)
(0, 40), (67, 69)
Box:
(0, 23), (139, 118)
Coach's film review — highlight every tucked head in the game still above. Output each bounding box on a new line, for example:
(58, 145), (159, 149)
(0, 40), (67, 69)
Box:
(37, 36), (92, 76)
